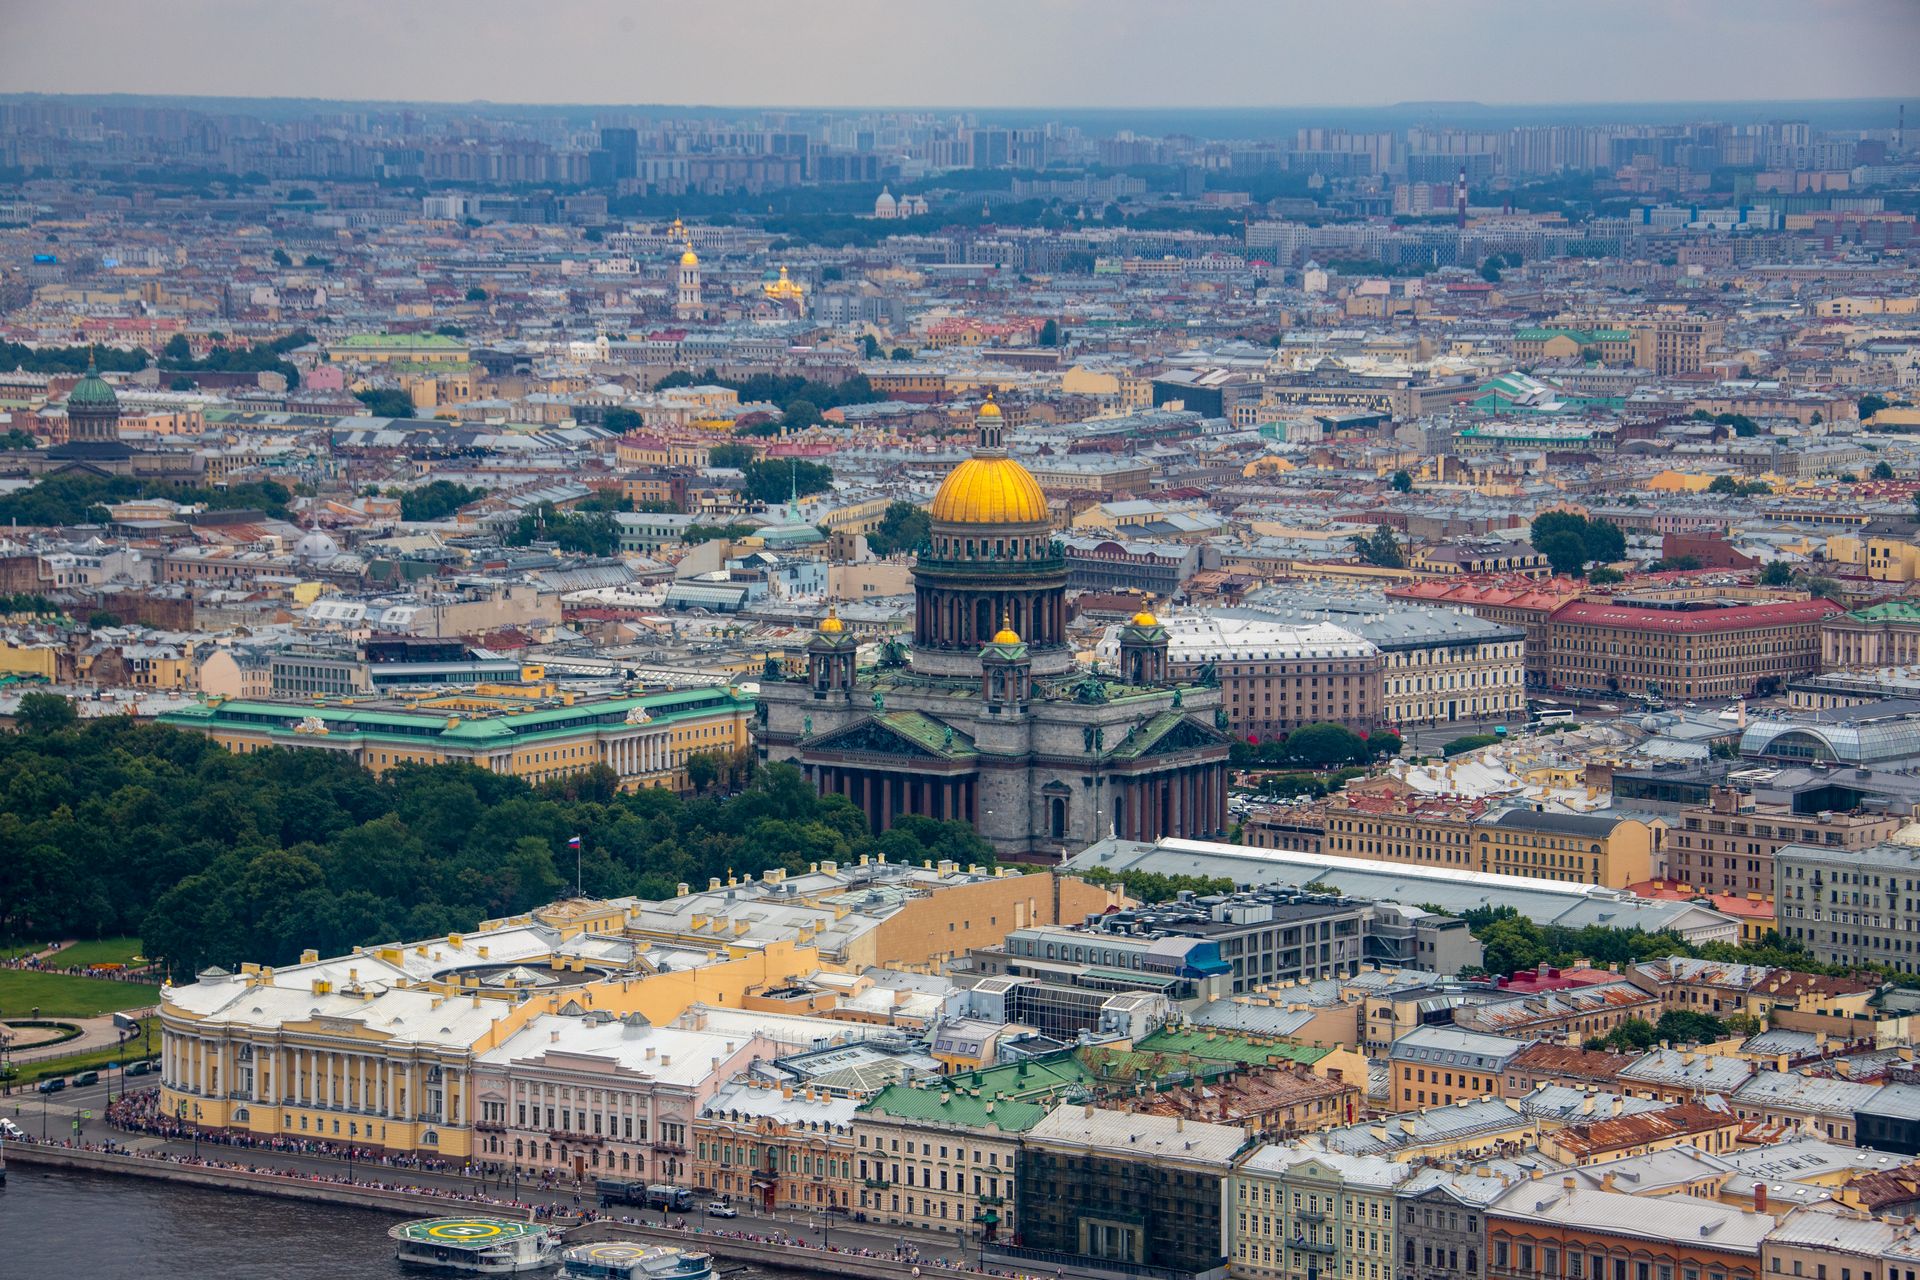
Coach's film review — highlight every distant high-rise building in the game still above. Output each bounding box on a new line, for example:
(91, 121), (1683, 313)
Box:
(598, 126), (639, 181)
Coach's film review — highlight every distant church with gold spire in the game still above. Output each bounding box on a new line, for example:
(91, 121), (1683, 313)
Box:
(757, 397), (1229, 860)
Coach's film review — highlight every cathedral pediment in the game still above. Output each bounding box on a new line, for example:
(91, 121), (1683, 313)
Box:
(1111, 710), (1231, 761)
(804, 711), (977, 761)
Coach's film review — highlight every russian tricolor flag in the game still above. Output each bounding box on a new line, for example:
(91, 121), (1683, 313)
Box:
(568, 835), (583, 850)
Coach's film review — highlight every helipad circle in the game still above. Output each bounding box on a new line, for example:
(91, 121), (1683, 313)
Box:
(425, 1220), (506, 1241)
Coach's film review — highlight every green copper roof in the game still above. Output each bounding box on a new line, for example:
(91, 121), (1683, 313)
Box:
(1847, 601), (1920, 623)
(879, 710), (978, 758)
(1136, 1027), (1332, 1068)
(159, 687), (749, 752)
(1514, 327), (1631, 343)
(67, 361), (118, 408)
(859, 1052), (1097, 1131)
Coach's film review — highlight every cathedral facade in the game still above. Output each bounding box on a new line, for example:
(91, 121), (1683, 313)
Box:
(2, 353), (203, 485)
(757, 400), (1230, 859)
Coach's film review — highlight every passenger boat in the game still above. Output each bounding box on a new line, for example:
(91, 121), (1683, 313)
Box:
(390, 1216), (561, 1274)
(559, 1241), (715, 1280)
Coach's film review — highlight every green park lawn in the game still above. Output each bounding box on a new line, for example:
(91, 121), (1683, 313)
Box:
(0, 968), (159, 1020)
(46, 937), (147, 969)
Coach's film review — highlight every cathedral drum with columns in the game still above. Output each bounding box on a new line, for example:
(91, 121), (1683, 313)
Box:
(757, 398), (1230, 860)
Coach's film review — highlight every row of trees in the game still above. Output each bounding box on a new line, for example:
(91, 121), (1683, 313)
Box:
(1228, 723), (1402, 769)
(0, 342), (148, 374)
(0, 705), (993, 980)
(1453, 904), (1919, 989)
(1076, 868), (1234, 903)
(160, 331), (309, 389)
(0, 474), (293, 526)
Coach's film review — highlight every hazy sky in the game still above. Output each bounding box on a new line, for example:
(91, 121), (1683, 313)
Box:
(2, 0), (1916, 109)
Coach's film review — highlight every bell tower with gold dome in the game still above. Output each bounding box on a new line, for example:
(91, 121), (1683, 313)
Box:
(910, 396), (1070, 678)
(674, 240), (704, 322)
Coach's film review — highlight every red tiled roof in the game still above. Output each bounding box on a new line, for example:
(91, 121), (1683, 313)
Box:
(1628, 881), (1775, 919)
(1549, 598), (1842, 635)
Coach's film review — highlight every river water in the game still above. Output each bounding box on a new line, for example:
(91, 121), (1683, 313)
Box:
(0, 1165), (810, 1280)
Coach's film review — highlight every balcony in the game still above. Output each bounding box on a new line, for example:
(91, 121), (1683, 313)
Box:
(550, 1130), (606, 1146)
(864, 1178), (892, 1189)
(652, 1141), (688, 1156)
(1296, 1209), (1325, 1223)
(1292, 1240), (1336, 1256)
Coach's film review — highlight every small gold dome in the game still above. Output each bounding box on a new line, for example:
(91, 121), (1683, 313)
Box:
(1131, 609), (1159, 628)
(680, 247), (699, 266)
(978, 397), (1001, 418)
(819, 609), (844, 634)
(930, 455), (1049, 525)
(992, 622), (1021, 645)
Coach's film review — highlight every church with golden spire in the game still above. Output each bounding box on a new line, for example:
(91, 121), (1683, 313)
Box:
(757, 397), (1229, 860)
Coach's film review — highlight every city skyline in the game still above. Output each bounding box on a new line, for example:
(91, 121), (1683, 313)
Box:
(2, 0), (1916, 111)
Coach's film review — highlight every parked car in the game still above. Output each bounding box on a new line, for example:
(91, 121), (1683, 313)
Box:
(0, 1118), (25, 1139)
(37, 1077), (66, 1094)
(71, 1071), (99, 1086)
(126, 1060), (155, 1076)
(707, 1203), (738, 1219)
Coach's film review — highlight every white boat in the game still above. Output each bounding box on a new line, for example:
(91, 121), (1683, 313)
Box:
(560, 1241), (715, 1280)
(390, 1216), (561, 1275)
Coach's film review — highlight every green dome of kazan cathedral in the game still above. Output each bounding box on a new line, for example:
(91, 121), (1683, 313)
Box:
(757, 401), (1229, 860)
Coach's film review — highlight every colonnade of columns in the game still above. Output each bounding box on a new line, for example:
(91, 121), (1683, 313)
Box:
(914, 587), (1067, 651)
(1111, 766), (1229, 843)
(605, 731), (672, 780)
(809, 764), (974, 833)
(163, 1033), (459, 1125)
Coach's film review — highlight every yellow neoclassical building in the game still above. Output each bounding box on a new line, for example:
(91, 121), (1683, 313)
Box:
(158, 916), (820, 1160)
(158, 686), (751, 792)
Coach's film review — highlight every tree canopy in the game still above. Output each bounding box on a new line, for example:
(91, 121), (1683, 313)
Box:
(354, 388), (415, 419)
(398, 480), (485, 522)
(161, 330), (309, 389)
(0, 474), (291, 526)
(0, 341), (149, 375)
(1529, 511), (1625, 577)
(866, 501), (932, 557)
(505, 503), (618, 555)
(1348, 524), (1405, 569)
(0, 717), (991, 980)
(743, 458), (833, 507)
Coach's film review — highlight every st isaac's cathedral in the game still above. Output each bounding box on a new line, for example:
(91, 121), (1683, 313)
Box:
(758, 399), (1231, 859)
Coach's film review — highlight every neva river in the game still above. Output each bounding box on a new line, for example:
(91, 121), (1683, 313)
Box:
(4, 1165), (413, 1279)
(0, 1164), (813, 1280)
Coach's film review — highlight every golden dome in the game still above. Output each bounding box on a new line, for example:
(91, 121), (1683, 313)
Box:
(680, 247), (699, 266)
(992, 615), (1021, 645)
(819, 608), (844, 634)
(930, 455), (1049, 525)
(978, 397), (1002, 418)
(1131, 609), (1159, 628)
